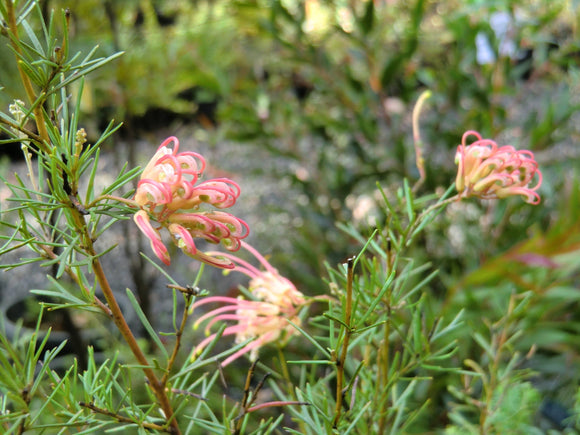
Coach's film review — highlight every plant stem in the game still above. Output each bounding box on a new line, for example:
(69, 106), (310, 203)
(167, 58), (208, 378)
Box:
(67, 202), (180, 433)
(80, 401), (169, 431)
(86, 194), (138, 210)
(0, 117), (44, 144)
(332, 257), (354, 429)
(377, 302), (391, 434)
(6, 0), (51, 154)
(405, 194), (460, 244)
(277, 347), (308, 434)
(90, 247), (180, 434)
(161, 293), (193, 388)
(480, 294), (515, 433)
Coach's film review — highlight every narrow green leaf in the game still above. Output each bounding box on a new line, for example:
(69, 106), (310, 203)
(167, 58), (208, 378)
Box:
(391, 379), (418, 430)
(286, 318), (331, 359)
(431, 309), (464, 342)
(15, 1), (37, 26)
(412, 298), (424, 355)
(22, 19), (45, 54)
(377, 182), (402, 232)
(359, 0), (374, 35)
(473, 332), (495, 359)
(344, 401), (371, 434)
(404, 178), (415, 223)
(30, 339), (69, 398)
(357, 270), (395, 326)
(139, 253), (180, 287)
(40, 275), (96, 306)
(17, 58), (44, 87)
(125, 288), (169, 361)
(322, 312), (349, 329)
(52, 52), (124, 93)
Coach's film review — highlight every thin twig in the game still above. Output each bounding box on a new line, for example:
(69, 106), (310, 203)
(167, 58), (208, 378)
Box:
(332, 257), (355, 429)
(161, 290), (194, 387)
(85, 194), (138, 210)
(6, 1), (51, 154)
(63, 201), (180, 433)
(233, 361), (307, 433)
(90, 249), (180, 434)
(234, 360), (260, 434)
(79, 401), (168, 431)
(0, 118), (44, 145)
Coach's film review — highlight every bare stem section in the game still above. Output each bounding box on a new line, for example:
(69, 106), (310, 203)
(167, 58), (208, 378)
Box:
(333, 257), (354, 429)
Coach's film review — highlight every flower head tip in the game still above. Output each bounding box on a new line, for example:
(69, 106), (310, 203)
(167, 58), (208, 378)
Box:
(454, 130), (542, 204)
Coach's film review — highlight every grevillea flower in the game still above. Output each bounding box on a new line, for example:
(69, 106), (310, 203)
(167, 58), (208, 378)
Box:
(455, 130), (542, 204)
(133, 137), (249, 268)
(190, 242), (305, 367)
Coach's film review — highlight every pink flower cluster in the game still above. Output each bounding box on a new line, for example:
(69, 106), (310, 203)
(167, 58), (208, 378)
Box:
(133, 137), (249, 268)
(190, 242), (305, 367)
(455, 130), (542, 204)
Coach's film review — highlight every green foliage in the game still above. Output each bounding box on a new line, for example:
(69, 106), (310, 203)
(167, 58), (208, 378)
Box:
(0, 0), (579, 433)
(0, 309), (73, 432)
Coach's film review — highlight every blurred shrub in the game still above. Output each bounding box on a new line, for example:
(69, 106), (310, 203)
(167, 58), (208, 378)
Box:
(2, 0), (576, 288)
(2, 0), (579, 431)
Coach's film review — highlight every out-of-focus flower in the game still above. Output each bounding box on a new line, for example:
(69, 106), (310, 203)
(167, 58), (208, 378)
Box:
(455, 130), (542, 204)
(133, 137), (249, 267)
(223, 242), (305, 307)
(8, 100), (27, 139)
(8, 99), (26, 122)
(190, 242), (305, 366)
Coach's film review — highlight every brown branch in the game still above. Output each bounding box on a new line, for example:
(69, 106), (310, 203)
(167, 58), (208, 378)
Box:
(64, 201), (180, 433)
(234, 360), (261, 433)
(0, 117), (44, 145)
(79, 401), (167, 431)
(90, 252), (180, 434)
(6, 1), (51, 155)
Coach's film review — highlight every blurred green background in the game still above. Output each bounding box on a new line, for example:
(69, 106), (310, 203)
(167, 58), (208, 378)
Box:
(1, 0), (579, 431)
(1, 0), (570, 286)
(3, 0), (575, 273)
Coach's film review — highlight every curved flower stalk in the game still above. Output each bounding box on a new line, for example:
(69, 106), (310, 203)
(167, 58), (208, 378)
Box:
(133, 136), (249, 268)
(190, 242), (305, 367)
(455, 130), (542, 204)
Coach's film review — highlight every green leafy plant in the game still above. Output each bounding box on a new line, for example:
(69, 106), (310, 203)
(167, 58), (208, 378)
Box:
(1, 1), (578, 434)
